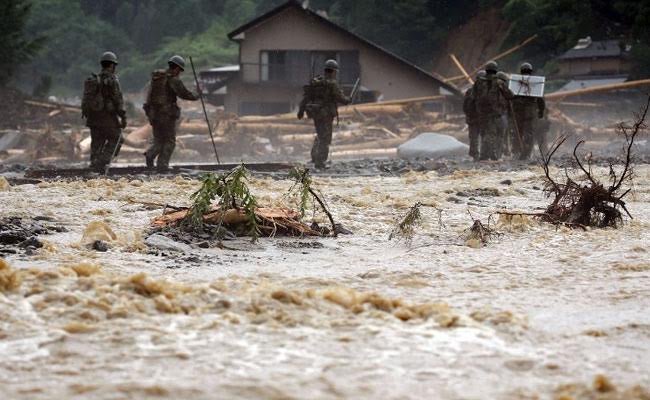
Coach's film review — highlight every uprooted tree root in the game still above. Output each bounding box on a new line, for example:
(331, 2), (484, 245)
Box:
(527, 96), (648, 229)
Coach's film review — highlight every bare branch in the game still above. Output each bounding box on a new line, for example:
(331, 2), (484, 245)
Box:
(610, 95), (650, 193)
(572, 140), (597, 185)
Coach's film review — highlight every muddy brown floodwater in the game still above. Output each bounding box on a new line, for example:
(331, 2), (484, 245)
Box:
(1, 164), (650, 400)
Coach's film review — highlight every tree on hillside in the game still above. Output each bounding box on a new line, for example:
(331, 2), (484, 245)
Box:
(503, 0), (650, 77)
(23, 0), (137, 92)
(0, 0), (43, 86)
(329, 0), (436, 64)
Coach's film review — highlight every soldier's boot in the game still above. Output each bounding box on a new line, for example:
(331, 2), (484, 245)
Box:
(468, 127), (480, 161)
(536, 132), (549, 157)
(144, 152), (155, 169)
(156, 140), (176, 172)
(518, 135), (534, 160)
(311, 139), (324, 168)
(313, 145), (328, 169)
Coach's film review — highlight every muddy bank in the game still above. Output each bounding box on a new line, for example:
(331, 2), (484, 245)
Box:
(0, 216), (68, 256)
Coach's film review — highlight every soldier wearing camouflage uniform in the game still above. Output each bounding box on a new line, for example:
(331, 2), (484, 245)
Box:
(298, 60), (350, 169)
(82, 51), (126, 173)
(143, 55), (199, 172)
(496, 71), (514, 156)
(471, 61), (514, 160)
(511, 62), (546, 159)
(463, 70), (486, 161)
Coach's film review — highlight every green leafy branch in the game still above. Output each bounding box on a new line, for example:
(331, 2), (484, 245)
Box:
(184, 164), (260, 241)
(287, 167), (337, 236)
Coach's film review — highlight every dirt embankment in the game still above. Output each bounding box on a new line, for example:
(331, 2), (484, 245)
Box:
(431, 7), (511, 79)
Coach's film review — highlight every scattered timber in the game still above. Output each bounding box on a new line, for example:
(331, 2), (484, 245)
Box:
(546, 79), (650, 101)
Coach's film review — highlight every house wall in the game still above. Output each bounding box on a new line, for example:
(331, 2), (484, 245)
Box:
(558, 58), (628, 77)
(227, 7), (442, 114)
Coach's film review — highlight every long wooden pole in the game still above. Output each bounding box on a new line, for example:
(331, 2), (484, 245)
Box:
(440, 35), (539, 83)
(443, 74), (467, 83)
(449, 54), (474, 85)
(189, 56), (221, 164)
(470, 34), (539, 76)
(342, 95), (445, 109)
(546, 79), (650, 101)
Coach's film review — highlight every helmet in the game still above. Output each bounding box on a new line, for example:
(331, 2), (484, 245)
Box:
(476, 70), (487, 79)
(168, 55), (186, 71)
(324, 59), (339, 71)
(497, 71), (509, 81)
(485, 60), (498, 73)
(520, 62), (533, 74)
(100, 51), (118, 65)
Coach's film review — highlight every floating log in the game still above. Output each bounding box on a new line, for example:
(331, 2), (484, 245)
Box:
(349, 104), (409, 115)
(277, 130), (360, 144)
(234, 123), (310, 134)
(126, 125), (152, 144)
(331, 148), (398, 158)
(238, 104), (408, 123)
(125, 122), (219, 145)
(343, 98), (444, 109)
(555, 101), (604, 108)
(24, 100), (81, 113)
(330, 137), (408, 153)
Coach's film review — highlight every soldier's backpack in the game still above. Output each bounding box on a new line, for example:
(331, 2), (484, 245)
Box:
(474, 76), (506, 116)
(81, 73), (104, 118)
(302, 76), (333, 117)
(146, 70), (170, 106)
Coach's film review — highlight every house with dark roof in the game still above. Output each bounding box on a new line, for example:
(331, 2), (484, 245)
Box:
(557, 37), (632, 78)
(202, 0), (459, 116)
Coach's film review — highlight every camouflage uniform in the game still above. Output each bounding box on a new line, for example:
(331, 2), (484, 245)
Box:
(84, 68), (125, 172)
(511, 94), (545, 159)
(463, 86), (480, 160)
(299, 76), (350, 168)
(143, 69), (199, 170)
(535, 111), (551, 155)
(471, 74), (513, 160)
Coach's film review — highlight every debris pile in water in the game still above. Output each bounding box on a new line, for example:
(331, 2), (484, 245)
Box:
(148, 166), (340, 246)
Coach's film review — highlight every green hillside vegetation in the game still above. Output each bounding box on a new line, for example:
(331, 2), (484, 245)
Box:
(502, 0), (650, 78)
(3, 0), (649, 96)
(9, 0), (487, 95)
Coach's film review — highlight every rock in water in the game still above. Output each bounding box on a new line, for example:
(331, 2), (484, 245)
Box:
(92, 240), (109, 252)
(145, 234), (192, 253)
(397, 133), (469, 160)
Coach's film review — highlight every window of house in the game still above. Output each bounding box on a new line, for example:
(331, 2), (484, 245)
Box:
(260, 50), (360, 85)
(260, 50), (287, 82)
(309, 51), (360, 84)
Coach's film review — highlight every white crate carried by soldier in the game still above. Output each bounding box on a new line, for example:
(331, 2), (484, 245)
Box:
(508, 74), (545, 97)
